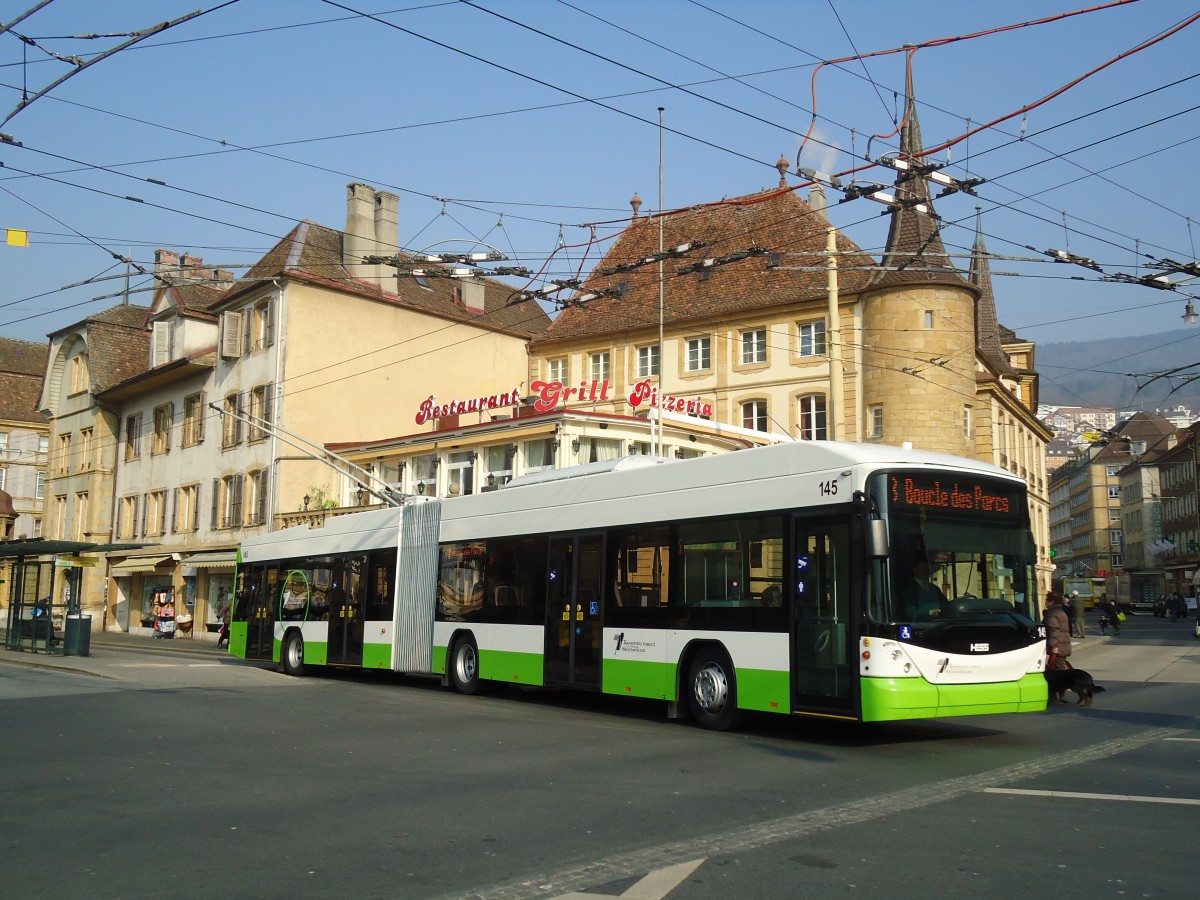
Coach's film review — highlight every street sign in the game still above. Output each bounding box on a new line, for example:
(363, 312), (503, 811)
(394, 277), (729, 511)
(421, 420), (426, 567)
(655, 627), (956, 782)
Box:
(54, 556), (98, 567)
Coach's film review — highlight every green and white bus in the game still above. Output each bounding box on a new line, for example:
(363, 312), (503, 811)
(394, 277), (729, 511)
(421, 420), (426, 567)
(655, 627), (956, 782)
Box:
(229, 441), (1047, 729)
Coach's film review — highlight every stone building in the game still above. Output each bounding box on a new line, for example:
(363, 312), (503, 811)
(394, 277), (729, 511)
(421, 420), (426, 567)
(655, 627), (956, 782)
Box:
(525, 86), (1053, 584)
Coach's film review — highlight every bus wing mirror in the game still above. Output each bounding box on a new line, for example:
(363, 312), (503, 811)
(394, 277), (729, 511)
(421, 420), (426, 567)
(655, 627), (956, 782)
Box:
(866, 520), (889, 559)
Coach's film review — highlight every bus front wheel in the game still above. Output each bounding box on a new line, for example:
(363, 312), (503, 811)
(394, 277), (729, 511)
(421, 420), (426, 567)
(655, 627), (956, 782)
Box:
(686, 648), (739, 731)
(450, 636), (481, 695)
(281, 631), (305, 676)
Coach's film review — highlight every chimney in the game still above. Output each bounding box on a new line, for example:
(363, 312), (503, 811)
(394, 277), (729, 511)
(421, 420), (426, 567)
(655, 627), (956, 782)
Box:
(181, 253), (203, 273)
(809, 183), (826, 218)
(374, 191), (399, 262)
(154, 249), (180, 275)
(461, 279), (486, 313)
(345, 182), (380, 288)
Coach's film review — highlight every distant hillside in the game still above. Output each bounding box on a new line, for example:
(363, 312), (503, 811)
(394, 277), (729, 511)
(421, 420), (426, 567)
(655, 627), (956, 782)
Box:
(1036, 330), (1200, 411)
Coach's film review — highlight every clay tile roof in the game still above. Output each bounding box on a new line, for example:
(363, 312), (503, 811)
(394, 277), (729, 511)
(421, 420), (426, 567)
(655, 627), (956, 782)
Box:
(79, 305), (151, 391)
(0, 336), (48, 377)
(223, 221), (550, 337)
(0, 371), (48, 424)
(534, 188), (875, 343)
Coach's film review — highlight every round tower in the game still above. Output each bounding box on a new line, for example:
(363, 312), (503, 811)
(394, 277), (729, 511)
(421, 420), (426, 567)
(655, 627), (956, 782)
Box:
(861, 82), (977, 457)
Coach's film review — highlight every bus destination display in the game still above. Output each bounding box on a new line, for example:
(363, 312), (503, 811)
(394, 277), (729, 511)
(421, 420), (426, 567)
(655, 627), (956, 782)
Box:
(889, 473), (1016, 516)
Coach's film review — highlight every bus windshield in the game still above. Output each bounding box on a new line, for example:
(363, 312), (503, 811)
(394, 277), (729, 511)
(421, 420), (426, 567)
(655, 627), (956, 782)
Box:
(872, 471), (1038, 628)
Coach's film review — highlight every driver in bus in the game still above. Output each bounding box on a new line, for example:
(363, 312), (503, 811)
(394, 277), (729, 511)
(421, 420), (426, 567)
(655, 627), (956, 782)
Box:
(898, 557), (948, 622)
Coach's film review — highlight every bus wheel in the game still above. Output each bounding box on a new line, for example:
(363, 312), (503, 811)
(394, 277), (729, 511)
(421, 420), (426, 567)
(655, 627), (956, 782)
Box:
(687, 648), (739, 731)
(281, 631), (305, 677)
(450, 636), (481, 695)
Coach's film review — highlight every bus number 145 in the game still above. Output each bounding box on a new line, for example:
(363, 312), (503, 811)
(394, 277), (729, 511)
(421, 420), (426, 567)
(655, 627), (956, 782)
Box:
(819, 480), (838, 496)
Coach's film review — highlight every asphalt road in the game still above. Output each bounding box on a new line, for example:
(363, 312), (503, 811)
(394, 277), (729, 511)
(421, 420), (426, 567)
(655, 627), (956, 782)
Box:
(1, 614), (1197, 900)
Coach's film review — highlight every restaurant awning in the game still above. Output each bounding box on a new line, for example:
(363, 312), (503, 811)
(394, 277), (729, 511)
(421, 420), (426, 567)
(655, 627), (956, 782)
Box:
(184, 550), (238, 570)
(110, 556), (174, 574)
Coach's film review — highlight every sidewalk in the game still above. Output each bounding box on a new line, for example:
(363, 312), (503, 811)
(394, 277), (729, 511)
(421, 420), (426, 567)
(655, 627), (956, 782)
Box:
(1, 626), (234, 678)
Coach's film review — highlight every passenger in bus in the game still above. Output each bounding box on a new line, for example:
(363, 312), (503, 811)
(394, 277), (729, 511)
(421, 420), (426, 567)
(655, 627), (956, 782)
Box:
(898, 558), (947, 621)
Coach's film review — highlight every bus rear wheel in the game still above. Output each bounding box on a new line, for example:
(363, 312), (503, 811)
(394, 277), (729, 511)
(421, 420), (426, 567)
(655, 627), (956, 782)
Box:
(450, 636), (481, 695)
(281, 631), (305, 676)
(687, 648), (739, 731)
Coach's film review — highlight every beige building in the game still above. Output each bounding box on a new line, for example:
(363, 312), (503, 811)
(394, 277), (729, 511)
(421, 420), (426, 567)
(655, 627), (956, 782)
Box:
(35, 184), (550, 634)
(1049, 412), (1179, 600)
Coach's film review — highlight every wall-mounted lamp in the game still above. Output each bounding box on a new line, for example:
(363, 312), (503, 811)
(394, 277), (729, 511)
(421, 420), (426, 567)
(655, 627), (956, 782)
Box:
(507, 443), (518, 457)
(689, 434), (697, 442)
(487, 473), (496, 487)
(356, 486), (366, 505)
(550, 438), (560, 450)
(674, 448), (685, 458)
(417, 481), (426, 495)
(397, 460), (406, 475)
(599, 422), (608, 430)
(572, 438), (581, 453)
(303, 494), (311, 510)
(431, 457), (441, 470)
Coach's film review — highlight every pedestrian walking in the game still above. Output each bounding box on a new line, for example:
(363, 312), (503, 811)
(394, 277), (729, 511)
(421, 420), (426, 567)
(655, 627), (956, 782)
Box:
(1070, 590), (1086, 639)
(1100, 594), (1122, 636)
(1043, 591), (1072, 670)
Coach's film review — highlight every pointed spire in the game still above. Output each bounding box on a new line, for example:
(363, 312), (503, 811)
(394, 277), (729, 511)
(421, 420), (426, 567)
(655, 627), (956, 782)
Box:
(869, 72), (964, 288)
(971, 207), (1016, 376)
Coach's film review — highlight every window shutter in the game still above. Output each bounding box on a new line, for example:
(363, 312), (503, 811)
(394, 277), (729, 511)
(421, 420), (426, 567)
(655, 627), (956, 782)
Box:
(141, 493), (148, 536)
(114, 499), (121, 540)
(152, 320), (172, 367)
(263, 382), (274, 428)
(193, 485), (201, 531)
(220, 312), (243, 358)
(158, 493), (167, 535)
(266, 301), (275, 348)
(171, 488), (178, 533)
(196, 392), (207, 443)
(232, 474), (244, 526)
(234, 393), (244, 444)
(211, 478), (219, 528)
(257, 469), (269, 527)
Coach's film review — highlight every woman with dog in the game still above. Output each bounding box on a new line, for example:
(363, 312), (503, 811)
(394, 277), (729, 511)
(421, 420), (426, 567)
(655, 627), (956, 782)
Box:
(1043, 591), (1072, 670)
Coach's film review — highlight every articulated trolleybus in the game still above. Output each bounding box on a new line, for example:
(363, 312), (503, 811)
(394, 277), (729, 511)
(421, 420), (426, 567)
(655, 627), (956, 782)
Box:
(230, 441), (1047, 729)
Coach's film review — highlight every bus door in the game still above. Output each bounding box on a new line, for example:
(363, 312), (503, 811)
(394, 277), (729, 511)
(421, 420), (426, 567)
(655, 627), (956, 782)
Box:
(327, 557), (366, 666)
(241, 564), (275, 661)
(544, 534), (605, 688)
(791, 516), (856, 714)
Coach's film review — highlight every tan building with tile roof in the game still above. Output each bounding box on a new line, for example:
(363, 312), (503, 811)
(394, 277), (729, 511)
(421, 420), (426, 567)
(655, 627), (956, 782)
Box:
(527, 84), (1053, 586)
(34, 183), (550, 634)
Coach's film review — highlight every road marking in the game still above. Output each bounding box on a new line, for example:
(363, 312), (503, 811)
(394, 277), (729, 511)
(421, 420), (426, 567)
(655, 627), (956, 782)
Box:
(984, 787), (1200, 806)
(452, 725), (1183, 900)
(552, 859), (705, 899)
(1164, 737), (1200, 742)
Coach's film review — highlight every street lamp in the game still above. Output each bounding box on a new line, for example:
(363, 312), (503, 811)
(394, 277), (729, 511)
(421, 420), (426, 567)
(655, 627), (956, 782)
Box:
(1184, 300), (1198, 325)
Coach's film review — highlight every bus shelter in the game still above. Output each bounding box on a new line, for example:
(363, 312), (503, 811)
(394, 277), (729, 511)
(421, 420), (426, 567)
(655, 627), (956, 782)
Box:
(1, 539), (143, 656)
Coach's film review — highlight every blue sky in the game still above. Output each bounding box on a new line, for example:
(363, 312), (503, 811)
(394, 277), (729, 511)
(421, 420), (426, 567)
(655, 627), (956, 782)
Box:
(2, 0), (1199, 366)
